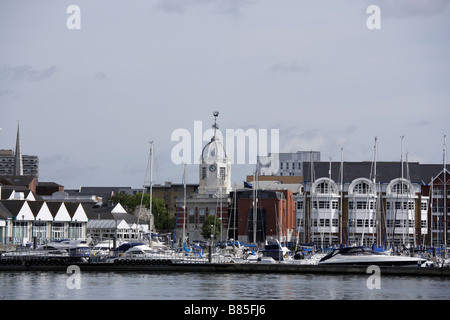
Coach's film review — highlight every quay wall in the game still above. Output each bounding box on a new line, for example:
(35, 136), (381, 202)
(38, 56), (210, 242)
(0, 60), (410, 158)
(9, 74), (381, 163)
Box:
(0, 262), (449, 277)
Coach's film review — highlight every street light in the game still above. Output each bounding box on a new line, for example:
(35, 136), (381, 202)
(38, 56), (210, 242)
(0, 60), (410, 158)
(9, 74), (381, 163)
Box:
(209, 224), (214, 263)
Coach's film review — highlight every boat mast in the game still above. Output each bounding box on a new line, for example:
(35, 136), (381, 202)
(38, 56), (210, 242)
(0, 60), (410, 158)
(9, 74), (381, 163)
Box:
(149, 140), (154, 246)
(401, 136), (405, 247)
(373, 137), (378, 246)
(339, 148), (344, 245)
(183, 163), (186, 246)
(309, 151), (315, 247)
(443, 134), (447, 258)
(233, 184), (237, 242)
(328, 156), (332, 247)
(253, 170), (258, 245)
(430, 177), (434, 248)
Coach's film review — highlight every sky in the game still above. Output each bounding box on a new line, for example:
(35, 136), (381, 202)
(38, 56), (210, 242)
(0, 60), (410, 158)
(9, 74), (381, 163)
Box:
(0, 0), (449, 189)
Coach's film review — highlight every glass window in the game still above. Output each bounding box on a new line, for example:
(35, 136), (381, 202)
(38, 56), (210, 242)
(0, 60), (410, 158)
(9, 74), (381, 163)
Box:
(201, 167), (207, 179)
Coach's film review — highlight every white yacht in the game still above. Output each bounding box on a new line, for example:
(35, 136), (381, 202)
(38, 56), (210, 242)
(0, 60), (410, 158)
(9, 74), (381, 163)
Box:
(318, 246), (426, 267)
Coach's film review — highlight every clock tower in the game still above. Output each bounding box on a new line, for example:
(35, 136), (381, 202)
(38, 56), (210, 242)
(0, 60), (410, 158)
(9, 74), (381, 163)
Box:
(176, 111), (232, 244)
(198, 111), (232, 196)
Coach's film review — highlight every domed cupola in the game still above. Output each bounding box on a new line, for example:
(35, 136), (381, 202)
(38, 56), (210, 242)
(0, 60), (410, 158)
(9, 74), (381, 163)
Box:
(198, 112), (232, 195)
(202, 133), (227, 165)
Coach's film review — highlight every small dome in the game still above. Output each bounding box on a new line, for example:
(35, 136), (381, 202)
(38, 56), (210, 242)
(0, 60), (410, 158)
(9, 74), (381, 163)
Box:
(202, 136), (227, 164)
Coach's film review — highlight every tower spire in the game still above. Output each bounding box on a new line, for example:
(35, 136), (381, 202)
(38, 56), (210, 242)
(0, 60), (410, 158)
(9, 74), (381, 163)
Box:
(14, 121), (23, 176)
(212, 111), (219, 140)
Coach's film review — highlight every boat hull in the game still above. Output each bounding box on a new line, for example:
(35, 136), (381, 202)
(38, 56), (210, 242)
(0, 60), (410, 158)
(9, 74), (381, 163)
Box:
(318, 258), (424, 267)
(318, 246), (426, 267)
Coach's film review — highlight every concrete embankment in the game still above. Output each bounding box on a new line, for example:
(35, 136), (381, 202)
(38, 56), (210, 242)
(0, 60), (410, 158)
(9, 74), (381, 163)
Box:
(1, 261), (450, 277)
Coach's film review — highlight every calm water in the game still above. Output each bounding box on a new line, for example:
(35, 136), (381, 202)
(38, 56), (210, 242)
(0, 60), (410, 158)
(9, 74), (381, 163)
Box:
(0, 270), (449, 300)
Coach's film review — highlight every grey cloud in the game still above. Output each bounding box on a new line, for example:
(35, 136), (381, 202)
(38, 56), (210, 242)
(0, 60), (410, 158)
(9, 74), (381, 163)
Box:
(411, 119), (432, 126)
(94, 71), (107, 80)
(269, 61), (310, 74)
(154, 0), (253, 16)
(0, 88), (13, 96)
(0, 65), (57, 82)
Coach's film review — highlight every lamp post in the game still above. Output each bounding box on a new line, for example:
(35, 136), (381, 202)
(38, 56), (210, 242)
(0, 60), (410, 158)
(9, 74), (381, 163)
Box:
(209, 224), (213, 263)
(22, 214), (25, 245)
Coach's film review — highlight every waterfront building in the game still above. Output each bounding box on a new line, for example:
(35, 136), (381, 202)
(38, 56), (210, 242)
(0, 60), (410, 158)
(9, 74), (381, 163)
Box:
(0, 199), (88, 245)
(296, 161), (446, 249)
(229, 188), (297, 245)
(85, 203), (146, 243)
(145, 181), (199, 219)
(424, 168), (450, 248)
(40, 189), (103, 204)
(257, 151), (320, 177)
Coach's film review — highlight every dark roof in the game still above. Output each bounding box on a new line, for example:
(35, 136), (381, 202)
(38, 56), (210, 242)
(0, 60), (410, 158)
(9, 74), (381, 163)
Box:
(0, 175), (36, 187)
(37, 182), (64, 187)
(0, 201), (14, 219)
(302, 162), (446, 184)
(27, 201), (45, 215)
(233, 189), (285, 200)
(46, 202), (63, 217)
(64, 202), (82, 218)
(0, 186), (44, 201)
(0, 200), (26, 217)
(81, 203), (138, 224)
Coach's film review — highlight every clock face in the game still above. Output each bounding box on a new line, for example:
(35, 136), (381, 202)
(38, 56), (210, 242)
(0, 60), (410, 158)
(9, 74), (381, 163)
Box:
(209, 164), (216, 172)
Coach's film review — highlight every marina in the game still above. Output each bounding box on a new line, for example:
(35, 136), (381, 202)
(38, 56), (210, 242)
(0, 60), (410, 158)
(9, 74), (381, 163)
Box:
(1, 238), (449, 277)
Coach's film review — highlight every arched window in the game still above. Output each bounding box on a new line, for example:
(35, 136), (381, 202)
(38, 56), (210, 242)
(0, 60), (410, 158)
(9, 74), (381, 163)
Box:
(313, 178), (338, 194)
(315, 181), (330, 194)
(354, 181), (370, 194)
(391, 182), (409, 194)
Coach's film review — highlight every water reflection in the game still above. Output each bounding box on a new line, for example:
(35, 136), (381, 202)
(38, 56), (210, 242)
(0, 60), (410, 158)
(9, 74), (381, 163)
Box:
(0, 271), (449, 300)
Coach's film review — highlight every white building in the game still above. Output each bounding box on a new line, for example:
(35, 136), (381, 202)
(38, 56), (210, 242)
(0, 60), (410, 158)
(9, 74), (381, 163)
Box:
(0, 199), (88, 245)
(258, 151), (320, 177)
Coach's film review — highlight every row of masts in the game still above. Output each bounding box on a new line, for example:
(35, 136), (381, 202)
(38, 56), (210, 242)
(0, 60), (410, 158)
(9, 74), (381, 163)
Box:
(301, 135), (448, 252)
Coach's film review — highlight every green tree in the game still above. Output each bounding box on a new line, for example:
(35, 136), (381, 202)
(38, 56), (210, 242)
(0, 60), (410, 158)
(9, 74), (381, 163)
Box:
(201, 215), (222, 241)
(109, 192), (175, 233)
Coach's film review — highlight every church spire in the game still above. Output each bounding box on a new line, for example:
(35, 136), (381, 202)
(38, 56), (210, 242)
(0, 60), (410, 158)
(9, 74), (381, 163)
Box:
(14, 121), (23, 176)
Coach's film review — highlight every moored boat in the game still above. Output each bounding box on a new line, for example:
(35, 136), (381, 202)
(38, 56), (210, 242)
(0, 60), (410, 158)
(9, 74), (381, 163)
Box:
(318, 246), (426, 267)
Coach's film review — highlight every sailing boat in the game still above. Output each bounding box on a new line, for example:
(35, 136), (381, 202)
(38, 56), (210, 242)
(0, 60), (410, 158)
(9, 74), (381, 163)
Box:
(134, 141), (167, 249)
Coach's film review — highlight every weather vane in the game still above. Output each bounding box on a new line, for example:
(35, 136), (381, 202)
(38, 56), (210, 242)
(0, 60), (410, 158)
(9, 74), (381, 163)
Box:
(212, 111), (219, 132)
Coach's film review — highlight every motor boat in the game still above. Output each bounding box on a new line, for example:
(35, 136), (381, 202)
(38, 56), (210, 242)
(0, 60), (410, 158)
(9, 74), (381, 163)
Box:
(122, 244), (159, 257)
(261, 238), (291, 261)
(45, 239), (91, 258)
(1, 239), (90, 263)
(2, 244), (69, 258)
(92, 240), (116, 256)
(318, 246), (426, 267)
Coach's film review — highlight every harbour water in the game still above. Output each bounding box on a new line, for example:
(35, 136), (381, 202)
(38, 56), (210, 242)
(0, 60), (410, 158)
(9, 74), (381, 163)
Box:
(1, 270), (449, 300)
